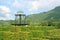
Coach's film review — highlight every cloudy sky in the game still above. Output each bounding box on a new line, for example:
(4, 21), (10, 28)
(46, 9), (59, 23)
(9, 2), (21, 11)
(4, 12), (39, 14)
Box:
(0, 0), (60, 20)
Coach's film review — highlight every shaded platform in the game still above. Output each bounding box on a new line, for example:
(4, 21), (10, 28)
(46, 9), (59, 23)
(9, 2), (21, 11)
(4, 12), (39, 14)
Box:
(12, 24), (29, 26)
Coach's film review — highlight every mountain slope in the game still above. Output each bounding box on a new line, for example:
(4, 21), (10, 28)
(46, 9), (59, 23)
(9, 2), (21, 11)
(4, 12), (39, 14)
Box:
(27, 6), (60, 23)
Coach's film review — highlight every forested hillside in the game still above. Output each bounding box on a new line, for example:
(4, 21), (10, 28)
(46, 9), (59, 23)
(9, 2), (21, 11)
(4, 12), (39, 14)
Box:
(27, 6), (60, 23)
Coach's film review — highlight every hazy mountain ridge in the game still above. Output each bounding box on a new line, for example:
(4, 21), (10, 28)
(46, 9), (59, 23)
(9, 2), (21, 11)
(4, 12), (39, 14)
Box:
(27, 6), (60, 23)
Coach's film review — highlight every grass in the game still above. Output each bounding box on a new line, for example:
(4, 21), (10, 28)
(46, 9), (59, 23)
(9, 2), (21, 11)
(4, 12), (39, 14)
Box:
(0, 25), (60, 40)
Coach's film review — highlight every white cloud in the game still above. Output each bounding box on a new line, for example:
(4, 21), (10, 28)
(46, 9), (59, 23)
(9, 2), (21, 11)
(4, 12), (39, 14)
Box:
(0, 17), (6, 20)
(12, 0), (22, 8)
(27, 0), (60, 12)
(0, 6), (11, 12)
(28, 1), (40, 11)
(5, 0), (12, 4)
(6, 13), (10, 18)
(0, 17), (12, 20)
(0, 6), (11, 20)
(27, 0), (48, 11)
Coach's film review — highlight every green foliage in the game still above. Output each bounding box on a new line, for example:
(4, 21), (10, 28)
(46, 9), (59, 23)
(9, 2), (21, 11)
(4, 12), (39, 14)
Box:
(48, 29), (60, 40)
(27, 6), (60, 23)
(56, 22), (60, 29)
(0, 25), (59, 40)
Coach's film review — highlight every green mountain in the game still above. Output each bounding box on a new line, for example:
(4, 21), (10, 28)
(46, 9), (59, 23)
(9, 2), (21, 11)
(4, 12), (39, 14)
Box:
(27, 6), (60, 23)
